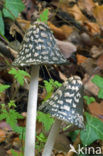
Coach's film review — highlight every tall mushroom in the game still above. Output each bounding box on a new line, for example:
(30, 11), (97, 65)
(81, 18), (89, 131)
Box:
(13, 22), (68, 156)
(39, 76), (84, 156)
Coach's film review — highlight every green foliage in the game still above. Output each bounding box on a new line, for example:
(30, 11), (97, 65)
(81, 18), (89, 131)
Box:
(80, 112), (103, 145)
(0, 11), (4, 35)
(0, 101), (24, 135)
(8, 100), (16, 108)
(44, 79), (62, 100)
(9, 68), (30, 86)
(92, 75), (103, 99)
(0, 84), (10, 93)
(37, 9), (49, 24)
(36, 132), (46, 143)
(0, 0), (25, 35)
(36, 132), (47, 152)
(84, 96), (96, 105)
(3, 0), (25, 19)
(10, 149), (23, 156)
(37, 111), (54, 132)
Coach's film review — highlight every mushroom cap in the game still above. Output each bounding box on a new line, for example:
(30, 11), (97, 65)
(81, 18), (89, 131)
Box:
(13, 22), (67, 67)
(39, 76), (84, 129)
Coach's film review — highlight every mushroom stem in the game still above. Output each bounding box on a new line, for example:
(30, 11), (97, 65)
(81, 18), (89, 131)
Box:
(42, 119), (61, 156)
(24, 65), (40, 156)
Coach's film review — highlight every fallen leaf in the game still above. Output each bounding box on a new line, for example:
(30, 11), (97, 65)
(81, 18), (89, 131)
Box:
(76, 54), (87, 65)
(48, 22), (66, 40)
(90, 46), (103, 58)
(88, 101), (103, 121)
(81, 58), (96, 74)
(93, 5), (103, 29)
(83, 75), (99, 96)
(0, 129), (6, 143)
(97, 54), (103, 69)
(68, 5), (87, 23)
(60, 25), (73, 38)
(17, 18), (30, 32)
(78, 0), (95, 14)
(56, 39), (77, 58)
(84, 21), (100, 35)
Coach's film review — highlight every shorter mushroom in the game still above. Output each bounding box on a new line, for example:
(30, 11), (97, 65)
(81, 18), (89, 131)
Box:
(39, 76), (84, 156)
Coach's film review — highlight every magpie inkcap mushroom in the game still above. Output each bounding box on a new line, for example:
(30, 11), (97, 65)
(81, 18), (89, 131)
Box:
(13, 21), (68, 156)
(13, 21), (67, 67)
(39, 76), (84, 156)
(39, 76), (84, 128)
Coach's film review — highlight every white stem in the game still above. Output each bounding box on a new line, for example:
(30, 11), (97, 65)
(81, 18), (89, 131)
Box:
(24, 65), (40, 156)
(42, 119), (61, 156)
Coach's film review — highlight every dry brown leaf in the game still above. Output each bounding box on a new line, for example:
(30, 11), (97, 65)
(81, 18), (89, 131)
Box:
(0, 129), (6, 143)
(17, 18), (30, 32)
(90, 46), (103, 58)
(83, 75), (99, 96)
(76, 54), (87, 65)
(84, 21), (100, 35)
(60, 25), (73, 38)
(97, 53), (103, 69)
(93, 5), (103, 29)
(56, 39), (77, 58)
(68, 5), (87, 23)
(78, 0), (95, 14)
(88, 101), (103, 122)
(48, 22), (66, 40)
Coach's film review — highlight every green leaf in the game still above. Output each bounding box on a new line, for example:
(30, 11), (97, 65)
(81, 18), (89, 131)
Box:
(92, 75), (103, 88)
(9, 68), (30, 86)
(3, 0), (25, 20)
(0, 84), (10, 93)
(0, 11), (4, 35)
(36, 132), (46, 143)
(44, 80), (53, 93)
(84, 96), (95, 105)
(98, 88), (103, 99)
(80, 112), (103, 145)
(37, 111), (54, 131)
(8, 100), (16, 108)
(37, 9), (49, 24)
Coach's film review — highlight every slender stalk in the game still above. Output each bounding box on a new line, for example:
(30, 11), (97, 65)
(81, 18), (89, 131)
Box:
(42, 119), (61, 156)
(24, 65), (40, 156)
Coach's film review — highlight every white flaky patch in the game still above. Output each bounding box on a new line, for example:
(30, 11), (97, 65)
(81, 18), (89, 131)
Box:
(73, 103), (76, 108)
(63, 105), (70, 111)
(59, 111), (67, 116)
(58, 100), (63, 105)
(64, 92), (70, 97)
(31, 36), (34, 41)
(38, 38), (44, 43)
(65, 99), (72, 103)
(57, 90), (62, 97)
(42, 51), (48, 55)
(29, 44), (33, 49)
(52, 57), (58, 61)
(25, 49), (29, 53)
(34, 52), (39, 57)
(41, 32), (47, 38)
(74, 96), (79, 103)
(54, 96), (58, 100)
(36, 45), (41, 50)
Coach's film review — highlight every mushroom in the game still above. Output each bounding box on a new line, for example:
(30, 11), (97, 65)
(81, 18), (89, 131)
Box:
(39, 76), (84, 156)
(13, 22), (68, 156)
